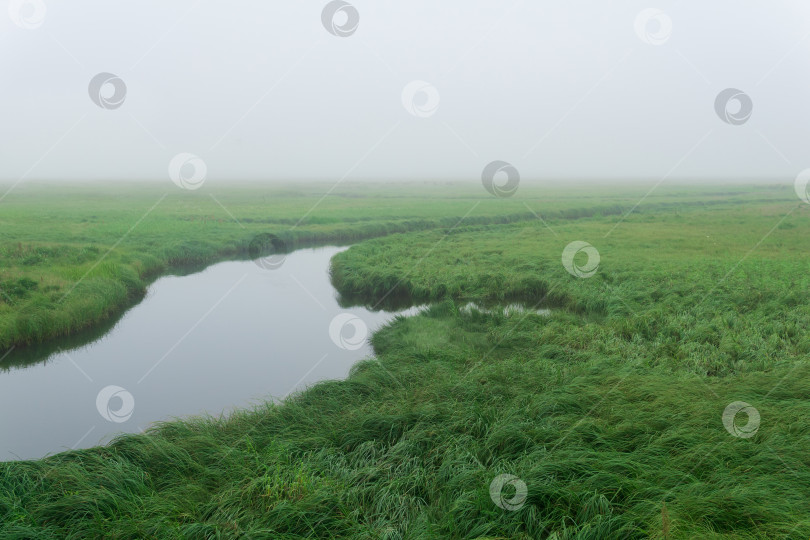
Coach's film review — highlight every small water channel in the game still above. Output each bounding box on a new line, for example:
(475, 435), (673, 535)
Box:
(0, 246), (418, 461)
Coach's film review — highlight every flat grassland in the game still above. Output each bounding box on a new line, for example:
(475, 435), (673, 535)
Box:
(0, 181), (807, 538)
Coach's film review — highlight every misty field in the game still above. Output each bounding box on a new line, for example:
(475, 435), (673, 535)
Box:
(0, 182), (808, 538)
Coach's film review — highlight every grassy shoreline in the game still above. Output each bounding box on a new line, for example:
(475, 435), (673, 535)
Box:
(0, 179), (677, 354)
(2, 211), (548, 353)
(0, 182), (553, 353)
(1, 182), (807, 537)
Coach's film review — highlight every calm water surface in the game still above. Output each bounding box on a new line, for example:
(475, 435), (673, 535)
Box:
(0, 246), (417, 461)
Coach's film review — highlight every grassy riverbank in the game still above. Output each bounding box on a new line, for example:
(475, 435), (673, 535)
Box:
(1, 182), (807, 538)
(0, 180), (572, 350)
(2, 180), (780, 351)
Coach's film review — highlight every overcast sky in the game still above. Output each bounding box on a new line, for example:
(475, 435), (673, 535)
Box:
(1, 1), (809, 184)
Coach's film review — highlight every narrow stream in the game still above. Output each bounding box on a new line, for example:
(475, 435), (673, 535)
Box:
(0, 246), (418, 461)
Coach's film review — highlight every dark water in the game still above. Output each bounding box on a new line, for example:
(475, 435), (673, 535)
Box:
(0, 246), (418, 461)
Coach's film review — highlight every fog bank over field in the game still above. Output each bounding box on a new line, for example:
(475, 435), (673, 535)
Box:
(1, 1), (809, 183)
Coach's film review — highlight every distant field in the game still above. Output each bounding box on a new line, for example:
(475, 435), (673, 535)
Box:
(1, 181), (807, 538)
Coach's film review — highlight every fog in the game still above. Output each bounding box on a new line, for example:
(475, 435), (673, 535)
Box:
(1, 1), (809, 184)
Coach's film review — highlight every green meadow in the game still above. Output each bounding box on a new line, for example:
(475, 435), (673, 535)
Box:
(0, 181), (808, 538)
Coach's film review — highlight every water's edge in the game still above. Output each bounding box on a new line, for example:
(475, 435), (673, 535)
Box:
(3, 237), (362, 370)
(0, 246), (420, 460)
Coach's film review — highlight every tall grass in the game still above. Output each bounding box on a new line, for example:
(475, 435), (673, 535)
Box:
(1, 301), (808, 537)
(0, 182), (807, 537)
(2, 179), (758, 352)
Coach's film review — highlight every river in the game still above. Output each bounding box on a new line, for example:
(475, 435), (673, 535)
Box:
(0, 246), (417, 461)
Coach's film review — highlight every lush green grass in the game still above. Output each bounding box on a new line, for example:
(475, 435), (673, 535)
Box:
(0, 181), (807, 538)
(2, 180), (781, 350)
(0, 180), (567, 349)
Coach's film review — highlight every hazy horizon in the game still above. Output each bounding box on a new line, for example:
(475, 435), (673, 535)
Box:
(3, 176), (794, 188)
